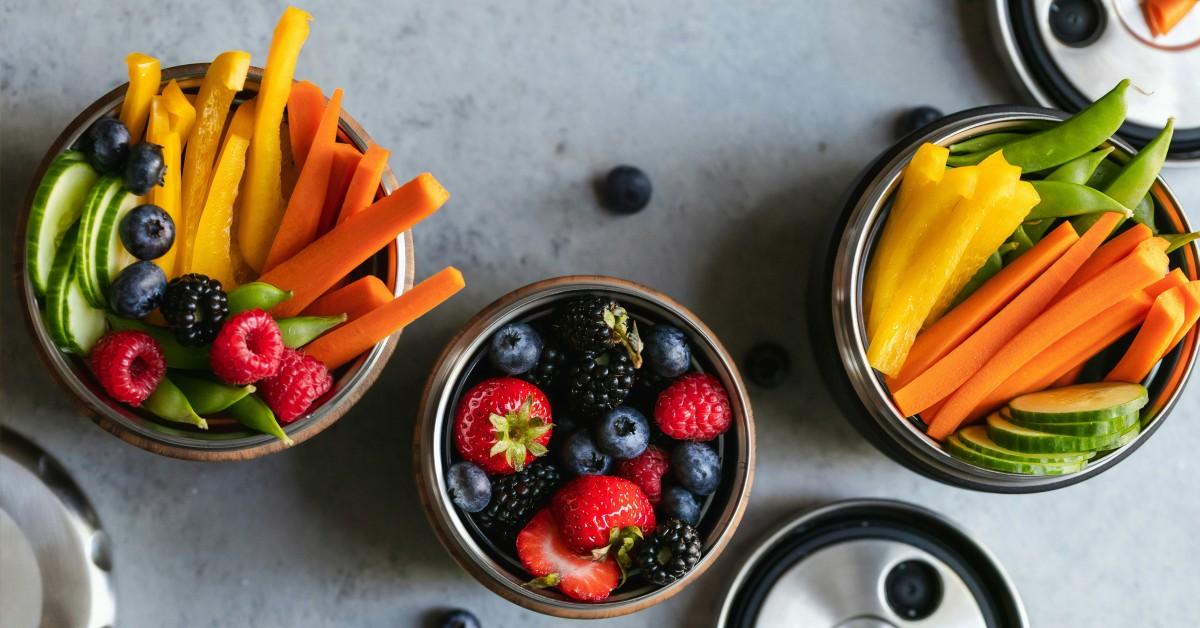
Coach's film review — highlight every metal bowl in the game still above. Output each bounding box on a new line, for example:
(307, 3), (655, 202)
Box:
(810, 106), (1199, 492)
(414, 276), (755, 618)
(14, 64), (414, 461)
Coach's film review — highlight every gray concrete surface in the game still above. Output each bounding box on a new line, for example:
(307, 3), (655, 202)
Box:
(3, 1), (1199, 626)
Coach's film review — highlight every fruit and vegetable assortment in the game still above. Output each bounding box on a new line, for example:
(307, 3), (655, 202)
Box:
(25, 7), (465, 442)
(865, 80), (1198, 475)
(444, 296), (734, 602)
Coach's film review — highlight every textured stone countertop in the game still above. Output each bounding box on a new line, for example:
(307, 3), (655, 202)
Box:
(2, 1), (1199, 626)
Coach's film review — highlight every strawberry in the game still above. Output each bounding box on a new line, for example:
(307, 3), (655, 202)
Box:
(551, 475), (656, 556)
(453, 377), (553, 475)
(517, 509), (620, 602)
(616, 445), (670, 505)
(654, 373), (732, 440)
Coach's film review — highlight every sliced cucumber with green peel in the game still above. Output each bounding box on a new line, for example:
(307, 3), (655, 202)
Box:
(986, 413), (1132, 453)
(1008, 383), (1148, 423)
(43, 224), (81, 348)
(47, 254), (107, 355)
(946, 434), (1087, 475)
(1008, 410), (1139, 437)
(1096, 422), (1141, 452)
(956, 426), (1095, 463)
(77, 176), (125, 306)
(95, 190), (139, 297)
(25, 151), (98, 297)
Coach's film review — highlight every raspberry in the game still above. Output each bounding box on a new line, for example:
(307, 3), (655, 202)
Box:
(616, 445), (670, 505)
(210, 309), (284, 385)
(89, 330), (166, 406)
(259, 349), (332, 423)
(654, 373), (732, 441)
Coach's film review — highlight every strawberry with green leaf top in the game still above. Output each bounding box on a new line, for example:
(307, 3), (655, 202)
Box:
(454, 377), (553, 475)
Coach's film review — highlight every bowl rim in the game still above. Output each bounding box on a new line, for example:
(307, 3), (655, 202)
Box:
(13, 63), (416, 461)
(829, 105), (1200, 490)
(413, 275), (756, 618)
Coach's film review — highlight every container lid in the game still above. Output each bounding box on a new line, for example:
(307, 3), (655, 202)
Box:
(0, 426), (115, 628)
(991, 0), (1200, 164)
(717, 500), (1026, 628)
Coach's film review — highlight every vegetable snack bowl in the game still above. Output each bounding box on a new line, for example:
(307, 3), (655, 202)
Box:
(810, 106), (1199, 493)
(15, 64), (412, 461)
(415, 276), (755, 618)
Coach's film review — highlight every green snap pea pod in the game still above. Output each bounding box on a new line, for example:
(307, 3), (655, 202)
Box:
(1026, 181), (1132, 221)
(1000, 79), (1129, 173)
(143, 377), (208, 429)
(227, 282), (293, 315)
(170, 372), (254, 415)
(227, 394), (293, 445)
(106, 315), (210, 370)
(946, 150), (992, 167)
(1045, 147), (1113, 184)
(1161, 232), (1200, 253)
(1023, 219), (1055, 242)
(1004, 226), (1036, 262)
(1073, 120), (1173, 233)
(277, 314), (347, 349)
(949, 132), (1026, 155)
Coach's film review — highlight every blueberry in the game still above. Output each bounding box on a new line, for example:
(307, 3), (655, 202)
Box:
(600, 165), (652, 214)
(643, 325), (691, 378)
(660, 485), (701, 526)
(123, 143), (166, 195)
(108, 261), (167, 319)
(437, 609), (481, 628)
(119, 204), (176, 261)
(82, 117), (131, 174)
(593, 406), (650, 460)
(488, 322), (543, 375)
(446, 462), (491, 513)
(744, 342), (790, 388)
(671, 442), (721, 496)
(898, 106), (944, 137)
(558, 430), (612, 476)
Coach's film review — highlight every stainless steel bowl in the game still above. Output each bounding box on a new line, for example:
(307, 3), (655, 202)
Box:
(415, 276), (755, 618)
(15, 64), (415, 461)
(810, 106), (1199, 492)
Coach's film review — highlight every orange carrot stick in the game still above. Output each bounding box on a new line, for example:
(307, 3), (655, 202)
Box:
(1058, 224), (1152, 297)
(1106, 288), (1187, 382)
(891, 222), (1077, 387)
(305, 275), (393, 322)
(1144, 0), (1198, 36)
(1165, 281), (1200, 352)
(264, 89), (344, 271)
(338, 145), (390, 225)
(927, 238), (1170, 439)
(287, 80), (326, 169)
(304, 267), (465, 369)
(317, 143), (362, 237)
(892, 213), (1120, 417)
(259, 172), (450, 318)
(1051, 363), (1087, 389)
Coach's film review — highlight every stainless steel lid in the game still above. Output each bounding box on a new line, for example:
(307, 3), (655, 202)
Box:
(990, 0), (1200, 164)
(718, 500), (1026, 628)
(0, 426), (115, 628)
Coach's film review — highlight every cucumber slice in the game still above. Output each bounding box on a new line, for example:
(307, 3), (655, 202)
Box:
(986, 412), (1132, 453)
(1008, 383), (1148, 423)
(94, 188), (138, 299)
(956, 426), (1095, 463)
(946, 434), (1087, 475)
(1008, 410), (1139, 436)
(25, 151), (98, 297)
(43, 224), (81, 348)
(1096, 422), (1141, 452)
(77, 176), (125, 306)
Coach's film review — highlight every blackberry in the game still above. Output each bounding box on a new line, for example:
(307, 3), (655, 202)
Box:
(521, 345), (568, 393)
(161, 274), (229, 346)
(566, 349), (635, 416)
(554, 296), (644, 367)
(473, 461), (562, 543)
(636, 518), (702, 586)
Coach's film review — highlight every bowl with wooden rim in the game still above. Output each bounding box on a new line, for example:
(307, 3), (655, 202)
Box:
(15, 63), (413, 461)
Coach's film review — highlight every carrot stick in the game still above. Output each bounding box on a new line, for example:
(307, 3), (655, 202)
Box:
(287, 80), (326, 169)
(317, 143), (362, 236)
(1165, 281), (1200, 352)
(305, 275), (393, 322)
(338, 145), (390, 225)
(1051, 364), (1086, 389)
(259, 172), (450, 318)
(264, 89), (345, 271)
(1144, 0), (1198, 36)
(892, 213), (1120, 417)
(891, 222), (1077, 387)
(1058, 224), (1152, 297)
(927, 237), (1170, 439)
(1106, 288), (1187, 383)
(303, 267), (465, 369)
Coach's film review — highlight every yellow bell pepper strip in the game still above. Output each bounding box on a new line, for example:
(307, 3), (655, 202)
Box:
(118, 52), (161, 144)
(239, 6), (313, 273)
(145, 97), (182, 275)
(177, 51), (251, 277)
(864, 143), (949, 340)
(925, 180), (1041, 325)
(160, 79), (197, 147)
(868, 154), (1020, 376)
(189, 101), (257, 289)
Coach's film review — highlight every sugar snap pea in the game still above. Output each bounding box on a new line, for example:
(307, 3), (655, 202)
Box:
(1026, 181), (1132, 221)
(106, 315), (210, 370)
(998, 79), (1129, 173)
(1074, 119), (1173, 233)
(1161, 232), (1200, 253)
(227, 394), (293, 445)
(1023, 219), (1054, 242)
(1005, 226), (1035, 261)
(143, 377), (208, 429)
(227, 282), (293, 315)
(277, 314), (347, 349)
(171, 372), (254, 414)
(949, 132), (1025, 155)
(1045, 147), (1113, 184)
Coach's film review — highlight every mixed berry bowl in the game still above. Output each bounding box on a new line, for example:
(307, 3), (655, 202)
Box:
(415, 276), (754, 618)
